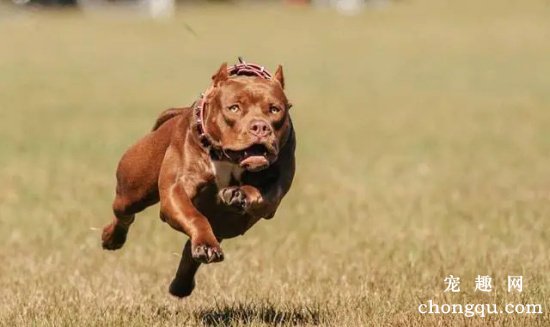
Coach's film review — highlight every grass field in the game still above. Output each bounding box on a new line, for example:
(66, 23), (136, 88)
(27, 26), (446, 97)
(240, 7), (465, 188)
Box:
(1, 0), (549, 325)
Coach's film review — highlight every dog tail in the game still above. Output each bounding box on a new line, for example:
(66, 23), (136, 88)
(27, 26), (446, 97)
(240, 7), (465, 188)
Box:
(152, 108), (186, 131)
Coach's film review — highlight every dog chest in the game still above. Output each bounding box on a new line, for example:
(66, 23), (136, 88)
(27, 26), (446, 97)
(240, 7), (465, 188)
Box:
(211, 160), (243, 189)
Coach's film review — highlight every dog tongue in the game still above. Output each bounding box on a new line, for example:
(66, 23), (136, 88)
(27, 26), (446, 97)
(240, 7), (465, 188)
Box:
(240, 156), (269, 172)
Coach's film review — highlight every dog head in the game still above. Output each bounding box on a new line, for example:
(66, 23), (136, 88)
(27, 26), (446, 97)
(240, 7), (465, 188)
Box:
(202, 63), (292, 172)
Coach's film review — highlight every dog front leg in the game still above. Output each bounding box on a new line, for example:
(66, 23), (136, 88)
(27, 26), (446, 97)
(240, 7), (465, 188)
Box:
(160, 181), (224, 264)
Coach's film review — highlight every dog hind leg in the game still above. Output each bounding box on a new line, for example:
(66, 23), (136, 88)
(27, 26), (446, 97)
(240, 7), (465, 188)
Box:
(169, 240), (200, 297)
(102, 116), (175, 250)
(102, 191), (158, 250)
(169, 239), (211, 297)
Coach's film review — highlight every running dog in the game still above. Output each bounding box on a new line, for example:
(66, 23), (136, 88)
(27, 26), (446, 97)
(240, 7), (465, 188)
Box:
(101, 59), (296, 297)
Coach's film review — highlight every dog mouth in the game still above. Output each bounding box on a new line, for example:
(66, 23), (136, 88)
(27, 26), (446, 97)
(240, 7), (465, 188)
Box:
(224, 144), (275, 171)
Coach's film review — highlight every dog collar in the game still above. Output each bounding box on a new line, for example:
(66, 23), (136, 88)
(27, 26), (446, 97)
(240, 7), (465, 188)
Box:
(193, 58), (273, 162)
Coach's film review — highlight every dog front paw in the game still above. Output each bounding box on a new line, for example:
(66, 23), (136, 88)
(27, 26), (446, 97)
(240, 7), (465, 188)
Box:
(191, 239), (224, 264)
(219, 186), (249, 211)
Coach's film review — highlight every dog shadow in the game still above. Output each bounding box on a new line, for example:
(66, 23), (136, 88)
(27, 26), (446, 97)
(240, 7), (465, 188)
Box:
(195, 302), (324, 326)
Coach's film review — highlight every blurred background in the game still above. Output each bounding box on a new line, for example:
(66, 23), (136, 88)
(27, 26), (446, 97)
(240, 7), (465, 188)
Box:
(0, 0), (549, 325)
(3, 0), (389, 17)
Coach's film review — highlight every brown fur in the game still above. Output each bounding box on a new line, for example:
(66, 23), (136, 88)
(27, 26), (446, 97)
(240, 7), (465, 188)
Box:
(101, 63), (296, 298)
(152, 107), (186, 131)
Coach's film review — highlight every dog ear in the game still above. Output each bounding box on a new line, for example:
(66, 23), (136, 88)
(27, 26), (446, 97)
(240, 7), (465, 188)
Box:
(212, 63), (229, 86)
(273, 65), (285, 89)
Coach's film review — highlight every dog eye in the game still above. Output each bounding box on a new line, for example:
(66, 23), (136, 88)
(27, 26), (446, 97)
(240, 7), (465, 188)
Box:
(269, 105), (281, 114)
(228, 105), (240, 113)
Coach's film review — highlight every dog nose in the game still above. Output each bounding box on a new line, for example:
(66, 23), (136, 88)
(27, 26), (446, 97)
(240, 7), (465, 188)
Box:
(249, 120), (272, 138)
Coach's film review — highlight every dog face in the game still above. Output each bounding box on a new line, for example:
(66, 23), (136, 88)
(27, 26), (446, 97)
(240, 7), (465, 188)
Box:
(203, 63), (292, 172)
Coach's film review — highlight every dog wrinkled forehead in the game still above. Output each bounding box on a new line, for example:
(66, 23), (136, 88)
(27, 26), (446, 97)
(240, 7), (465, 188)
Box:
(220, 78), (288, 107)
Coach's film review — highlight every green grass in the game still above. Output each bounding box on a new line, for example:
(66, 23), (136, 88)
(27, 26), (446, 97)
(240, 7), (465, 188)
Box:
(0, 1), (549, 325)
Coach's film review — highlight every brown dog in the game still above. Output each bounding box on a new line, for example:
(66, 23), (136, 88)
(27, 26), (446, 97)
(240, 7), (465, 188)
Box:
(101, 60), (296, 297)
